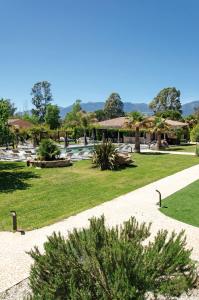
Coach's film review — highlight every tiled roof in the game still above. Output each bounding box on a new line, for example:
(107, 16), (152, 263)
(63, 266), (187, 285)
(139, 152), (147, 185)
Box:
(8, 119), (33, 129)
(97, 117), (188, 129)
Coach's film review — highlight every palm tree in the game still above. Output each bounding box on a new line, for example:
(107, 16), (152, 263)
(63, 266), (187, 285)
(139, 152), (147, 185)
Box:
(79, 112), (96, 145)
(125, 112), (144, 153)
(30, 126), (48, 147)
(152, 117), (169, 150)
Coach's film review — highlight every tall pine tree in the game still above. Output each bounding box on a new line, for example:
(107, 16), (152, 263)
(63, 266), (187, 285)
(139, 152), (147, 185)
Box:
(104, 93), (124, 119)
(31, 81), (52, 123)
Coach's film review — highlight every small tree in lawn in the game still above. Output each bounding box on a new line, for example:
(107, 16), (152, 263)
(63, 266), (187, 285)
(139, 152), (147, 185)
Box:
(28, 216), (197, 300)
(37, 139), (61, 161)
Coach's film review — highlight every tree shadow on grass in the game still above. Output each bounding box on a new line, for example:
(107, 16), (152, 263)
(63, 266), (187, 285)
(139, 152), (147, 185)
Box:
(113, 164), (138, 172)
(0, 162), (25, 171)
(165, 147), (184, 151)
(0, 163), (40, 193)
(91, 164), (137, 172)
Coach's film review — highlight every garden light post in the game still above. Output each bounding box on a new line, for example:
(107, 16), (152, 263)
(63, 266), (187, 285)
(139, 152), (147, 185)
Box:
(102, 131), (105, 142)
(156, 190), (162, 208)
(10, 211), (17, 231)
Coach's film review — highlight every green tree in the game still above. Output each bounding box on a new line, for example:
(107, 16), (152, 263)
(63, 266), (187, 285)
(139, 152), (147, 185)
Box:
(104, 93), (124, 119)
(126, 111), (144, 153)
(149, 87), (182, 115)
(190, 124), (199, 142)
(29, 216), (196, 300)
(45, 104), (60, 129)
(31, 81), (52, 123)
(79, 111), (96, 145)
(1, 99), (17, 116)
(0, 99), (11, 147)
(152, 117), (169, 150)
(156, 109), (182, 121)
(64, 100), (82, 128)
(0, 99), (9, 123)
(21, 112), (39, 124)
(95, 109), (106, 121)
(29, 125), (48, 147)
(64, 100), (95, 145)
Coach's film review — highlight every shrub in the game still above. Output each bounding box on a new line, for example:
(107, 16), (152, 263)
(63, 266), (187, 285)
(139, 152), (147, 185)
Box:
(190, 124), (199, 142)
(195, 144), (199, 156)
(92, 140), (119, 170)
(28, 216), (197, 300)
(37, 139), (61, 161)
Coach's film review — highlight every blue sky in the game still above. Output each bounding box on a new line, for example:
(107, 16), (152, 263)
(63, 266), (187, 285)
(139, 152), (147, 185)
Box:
(0, 0), (199, 110)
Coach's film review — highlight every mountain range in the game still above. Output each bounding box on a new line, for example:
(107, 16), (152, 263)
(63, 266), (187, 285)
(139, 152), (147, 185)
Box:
(58, 101), (199, 118)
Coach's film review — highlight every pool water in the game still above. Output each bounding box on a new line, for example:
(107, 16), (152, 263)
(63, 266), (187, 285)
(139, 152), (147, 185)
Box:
(61, 144), (94, 156)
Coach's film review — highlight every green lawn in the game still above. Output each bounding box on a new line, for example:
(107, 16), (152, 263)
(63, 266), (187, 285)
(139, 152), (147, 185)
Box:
(0, 153), (199, 231)
(160, 180), (199, 227)
(164, 144), (196, 153)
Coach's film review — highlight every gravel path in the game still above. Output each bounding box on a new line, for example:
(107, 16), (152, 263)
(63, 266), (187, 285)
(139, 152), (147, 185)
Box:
(1, 164), (199, 295)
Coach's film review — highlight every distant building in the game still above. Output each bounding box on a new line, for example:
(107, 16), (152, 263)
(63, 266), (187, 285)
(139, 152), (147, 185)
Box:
(97, 117), (189, 144)
(8, 119), (33, 129)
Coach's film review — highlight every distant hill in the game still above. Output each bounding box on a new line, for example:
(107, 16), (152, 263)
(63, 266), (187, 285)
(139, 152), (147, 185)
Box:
(59, 102), (152, 118)
(59, 100), (199, 118)
(19, 100), (199, 118)
(181, 101), (199, 116)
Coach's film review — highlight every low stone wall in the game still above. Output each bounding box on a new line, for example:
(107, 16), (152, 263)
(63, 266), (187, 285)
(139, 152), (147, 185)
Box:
(30, 159), (72, 168)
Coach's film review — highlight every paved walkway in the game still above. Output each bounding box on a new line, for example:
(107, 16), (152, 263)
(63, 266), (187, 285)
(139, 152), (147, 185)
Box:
(143, 149), (195, 155)
(1, 164), (199, 293)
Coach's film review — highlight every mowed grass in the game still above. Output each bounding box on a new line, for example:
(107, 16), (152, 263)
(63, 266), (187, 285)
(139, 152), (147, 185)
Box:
(160, 180), (199, 227)
(0, 153), (199, 231)
(165, 144), (196, 153)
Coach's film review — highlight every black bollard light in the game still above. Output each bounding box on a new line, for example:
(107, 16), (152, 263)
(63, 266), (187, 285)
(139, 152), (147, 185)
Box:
(10, 211), (17, 231)
(156, 190), (162, 208)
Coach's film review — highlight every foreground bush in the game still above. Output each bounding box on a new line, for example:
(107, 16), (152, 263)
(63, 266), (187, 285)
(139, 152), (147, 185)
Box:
(191, 124), (199, 142)
(195, 144), (199, 157)
(37, 138), (61, 161)
(92, 141), (119, 170)
(29, 216), (196, 300)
